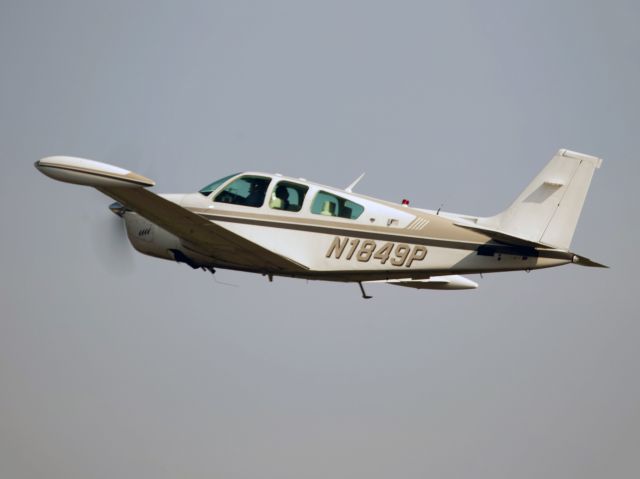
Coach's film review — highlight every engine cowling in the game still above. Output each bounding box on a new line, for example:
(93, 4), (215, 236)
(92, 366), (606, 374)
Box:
(123, 212), (179, 261)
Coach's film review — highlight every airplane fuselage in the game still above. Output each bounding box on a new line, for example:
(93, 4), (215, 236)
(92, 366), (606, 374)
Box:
(123, 189), (574, 283)
(35, 150), (604, 294)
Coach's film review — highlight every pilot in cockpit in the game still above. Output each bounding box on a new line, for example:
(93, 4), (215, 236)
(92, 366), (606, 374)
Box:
(245, 181), (268, 207)
(273, 184), (290, 210)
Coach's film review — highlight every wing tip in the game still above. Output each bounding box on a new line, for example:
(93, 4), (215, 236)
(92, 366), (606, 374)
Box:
(36, 156), (155, 188)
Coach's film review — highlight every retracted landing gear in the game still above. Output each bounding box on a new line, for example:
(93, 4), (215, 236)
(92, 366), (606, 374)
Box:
(169, 249), (215, 274)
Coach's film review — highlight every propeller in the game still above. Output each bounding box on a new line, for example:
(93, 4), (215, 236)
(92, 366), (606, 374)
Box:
(89, 203), (135, 275)
(86, 147), (155, 275)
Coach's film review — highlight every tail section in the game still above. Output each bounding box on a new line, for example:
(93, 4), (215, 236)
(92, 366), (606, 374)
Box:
(482, 149), (602, 250)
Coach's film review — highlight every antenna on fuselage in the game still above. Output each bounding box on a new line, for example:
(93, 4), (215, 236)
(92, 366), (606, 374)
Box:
(358, 281), (373, 299)
(346, 173), (366, 193)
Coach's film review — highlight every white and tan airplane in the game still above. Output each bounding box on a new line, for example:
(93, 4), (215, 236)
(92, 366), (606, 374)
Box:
(35, 149), (606, 298)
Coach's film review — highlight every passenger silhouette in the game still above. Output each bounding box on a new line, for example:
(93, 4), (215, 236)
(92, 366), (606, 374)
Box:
(245, 181), (267, 207)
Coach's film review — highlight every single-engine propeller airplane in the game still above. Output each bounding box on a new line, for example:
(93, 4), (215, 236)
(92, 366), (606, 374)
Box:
(35, 148), (606, 298)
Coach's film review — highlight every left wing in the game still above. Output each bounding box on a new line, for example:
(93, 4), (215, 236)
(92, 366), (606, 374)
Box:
(36, 156), (308, 273)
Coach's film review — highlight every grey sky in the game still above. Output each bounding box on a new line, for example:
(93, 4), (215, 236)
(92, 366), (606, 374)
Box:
(1, 1), (639, 478)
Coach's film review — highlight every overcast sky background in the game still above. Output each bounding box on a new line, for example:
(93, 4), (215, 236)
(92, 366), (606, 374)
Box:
(1, 1), (639, 478)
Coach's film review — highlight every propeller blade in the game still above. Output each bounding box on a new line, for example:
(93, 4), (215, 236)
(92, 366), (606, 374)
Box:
(90, 211), (134, 275)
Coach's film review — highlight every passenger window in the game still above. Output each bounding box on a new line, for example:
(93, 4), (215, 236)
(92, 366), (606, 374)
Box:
(214, 176), (271, 208)
(311, 191), (364, 219)
(269, 181), (309, 212)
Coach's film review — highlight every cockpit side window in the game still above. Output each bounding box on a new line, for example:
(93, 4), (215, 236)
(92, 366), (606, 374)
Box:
(311, 191), (364, 219)
(214, 176), (272, 208)
(198, 173), (239, 196)
(269, 181), (309, 212)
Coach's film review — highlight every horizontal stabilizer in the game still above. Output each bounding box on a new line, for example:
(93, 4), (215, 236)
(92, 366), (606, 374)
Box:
(370, 275), (478, 290)
(572, 255), (608, 268)
(454, 222), (555, 249)
(35, 156), (155, 188)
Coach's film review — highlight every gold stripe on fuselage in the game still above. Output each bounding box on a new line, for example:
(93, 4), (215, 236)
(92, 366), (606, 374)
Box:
(190, 207), (571, 262)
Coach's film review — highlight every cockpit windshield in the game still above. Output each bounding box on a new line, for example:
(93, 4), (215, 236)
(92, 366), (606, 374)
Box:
(198, 173), (240, 196)
(214, 175), (271, 208)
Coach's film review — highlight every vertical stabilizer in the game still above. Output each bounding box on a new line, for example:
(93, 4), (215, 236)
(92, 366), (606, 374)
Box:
(482, 149), (602, 250)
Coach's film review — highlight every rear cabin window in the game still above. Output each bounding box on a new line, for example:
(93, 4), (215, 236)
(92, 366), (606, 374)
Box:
(269, 181), (309, 212)
(214, 176), (271, 208)
(311, 191), (364, 219)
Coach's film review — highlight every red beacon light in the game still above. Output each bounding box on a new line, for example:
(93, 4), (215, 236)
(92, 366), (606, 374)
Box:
(401, 198), (410, 206)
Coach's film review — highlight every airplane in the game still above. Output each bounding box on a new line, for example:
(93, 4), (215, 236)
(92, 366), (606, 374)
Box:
(35, 148), (606, 298)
